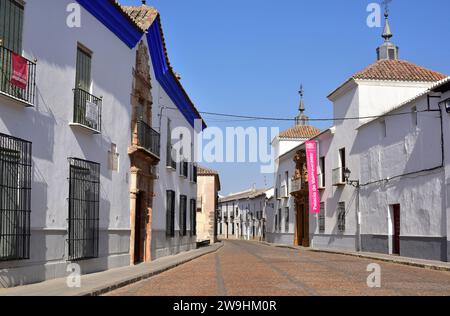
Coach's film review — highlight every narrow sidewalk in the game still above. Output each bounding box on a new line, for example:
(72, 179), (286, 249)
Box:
(259, 241), (450, 272)
(0, 242), (223, 296)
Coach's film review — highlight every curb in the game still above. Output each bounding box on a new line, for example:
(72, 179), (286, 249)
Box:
(258, 241), (450, 273)
(77, 242), (224, 296)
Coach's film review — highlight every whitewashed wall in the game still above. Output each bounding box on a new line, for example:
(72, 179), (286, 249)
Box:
(355, 94), (446, 260)
(318, 79), (436, 252)
(0, 0), (136, 286)
(148, 39), (198, 258)
(267, 148), (296, 244)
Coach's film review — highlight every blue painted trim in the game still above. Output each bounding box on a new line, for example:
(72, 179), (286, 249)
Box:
(147, 17), (206, 130)
(76, 0), (142, 49)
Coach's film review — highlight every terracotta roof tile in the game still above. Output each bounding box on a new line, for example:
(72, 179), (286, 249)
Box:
(278, 125), (321, 139)
(121, 5), (158, 31)
(197, 166), (219, 176)
(352, 59), (447, 82)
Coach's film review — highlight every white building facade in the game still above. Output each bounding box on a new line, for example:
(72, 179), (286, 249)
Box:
(304, 12), (450, 262)
(218, 189), (267, 241)
(0, 0), (205, 287)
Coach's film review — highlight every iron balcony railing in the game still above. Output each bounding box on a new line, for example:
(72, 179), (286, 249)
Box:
(0, 45), (36, 106)
(332, 167), (345, 186)
(290, 178), (302, 194)
(137, 120), (160, 158)
(73, 88), (102, 132)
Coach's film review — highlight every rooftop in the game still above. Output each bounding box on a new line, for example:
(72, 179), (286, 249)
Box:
(219, 188), (267, 203)
(278, 125), (321, 140)
(352, 59), (447, 82)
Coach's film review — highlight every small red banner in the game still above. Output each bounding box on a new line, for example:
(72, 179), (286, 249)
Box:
(10, 53), (28, 90)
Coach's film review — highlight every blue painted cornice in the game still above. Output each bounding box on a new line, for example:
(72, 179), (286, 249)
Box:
(147, 16), (206, 130)
(76, 0), (143, 49)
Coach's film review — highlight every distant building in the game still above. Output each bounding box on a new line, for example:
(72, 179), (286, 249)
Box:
(269, 86), (320, 245)
(290, 10), (450, 262)
(218, 188), (268, 240)
(196, 166), (221, 244)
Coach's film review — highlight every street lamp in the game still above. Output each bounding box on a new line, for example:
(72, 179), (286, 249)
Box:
(344, 168), (359, 187)
(343, 167), (362, 252)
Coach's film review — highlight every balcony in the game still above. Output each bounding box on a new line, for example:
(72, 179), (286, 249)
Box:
(70, 88), (102, 133)
(318, 173), (325, 189)
(0, 45), (36, 106)
(137, 120), (160, 158)
(332, 167), (345, 186)
(196, 196), (202, 210)
(290, 178), (302, 194)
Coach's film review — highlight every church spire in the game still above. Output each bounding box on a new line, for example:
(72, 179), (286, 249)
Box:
(377, 1), (399, 61)
(295, 84), (309, 126)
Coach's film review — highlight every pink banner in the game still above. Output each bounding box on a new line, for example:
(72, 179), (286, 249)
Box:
(305, 141), (320, 214)
(10, 53), (28, 90)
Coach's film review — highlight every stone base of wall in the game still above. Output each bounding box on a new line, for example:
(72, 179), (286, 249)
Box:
(310, 234), (357, 252)
(265, 233), (294, 245)
(361, 234), (389, 254)
(360, 234), (448, 262)
(151, 230), (197, 260)
(400, 236), (447, 262)
(0, 229), (131, 288)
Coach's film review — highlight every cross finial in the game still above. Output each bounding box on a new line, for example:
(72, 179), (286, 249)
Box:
(382, 0), (392, 18)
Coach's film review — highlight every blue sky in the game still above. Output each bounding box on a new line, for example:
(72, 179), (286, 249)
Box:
(121, 0), (450, 195)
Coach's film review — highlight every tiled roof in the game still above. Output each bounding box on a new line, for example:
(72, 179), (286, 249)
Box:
(197, 166), (219, 176)
(219, 189), (267, 203)
(118, 2), (206, 128)
(121, 4), (158, 31)
(352, 59), (447, 82)
(278, 125), (321, 139)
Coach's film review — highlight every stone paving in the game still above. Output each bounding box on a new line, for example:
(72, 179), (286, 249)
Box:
(106, 240), (450, 296)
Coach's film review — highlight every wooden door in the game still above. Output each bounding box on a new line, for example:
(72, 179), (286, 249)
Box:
(393, 205), (400, 255)
(294, 202), (301, 246)
(302, 201), (310, 247)
(134, 193), (144, 264)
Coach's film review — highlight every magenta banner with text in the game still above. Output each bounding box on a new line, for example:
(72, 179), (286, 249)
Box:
(305, 141), (320, 214)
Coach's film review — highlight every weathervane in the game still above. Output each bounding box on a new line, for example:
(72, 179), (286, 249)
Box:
(382, 0), (392, 16)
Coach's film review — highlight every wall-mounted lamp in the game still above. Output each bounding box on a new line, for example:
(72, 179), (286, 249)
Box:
(344, 168), (360, 188)
(440, 98), (450, 114)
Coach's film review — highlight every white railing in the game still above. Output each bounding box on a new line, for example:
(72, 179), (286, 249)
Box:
(332, 167), (345, 186)
(290, 178), (302, 193)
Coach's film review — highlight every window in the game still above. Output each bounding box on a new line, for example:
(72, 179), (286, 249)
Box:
(285, 171), (289, 195)
(319, 202), (325, 233)
(0, 1), (36, 106)
(179, 195), (187, 236)
(339, 148), (346, 183)
(180, 160), (188, 178)
(68, 158), (100, 261)
(166, 119), (177, 170)
(285, 207), (289, 233)
(166, 190), (175, 237)
(274, 214), (278, 231)
(0, 0), (24, 53)
(411, 106), (418, 128)
(73, 45), (101, 132)
(337, 202), (346, 233)
(193, 164), (197, 183)
(0, 133), (31, 261)
(319, 157), (325, 188)
(190, 199), (196, 236)
(278, 209), (282, 232)
(380, 120), (387, 138)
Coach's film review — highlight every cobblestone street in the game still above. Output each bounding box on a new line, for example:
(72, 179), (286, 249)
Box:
(106, 241), (450, 296)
